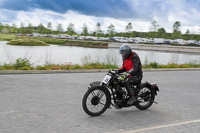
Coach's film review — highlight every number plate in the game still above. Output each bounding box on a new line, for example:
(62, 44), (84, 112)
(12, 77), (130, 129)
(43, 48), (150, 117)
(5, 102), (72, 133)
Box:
(102, 75), (111, 84)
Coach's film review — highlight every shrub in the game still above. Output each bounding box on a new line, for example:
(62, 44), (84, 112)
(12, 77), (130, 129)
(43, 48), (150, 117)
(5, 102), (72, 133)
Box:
(72, 64), (82, 69)
(83, 65), (92, 69)
(51, 65), (62, 70)
(0, 63), (14, 70)
(149, 62), (159, 68)
(166, 64), (177, 68)
(36, 66), (48, 70)
(89, 63), (103, 69)
(14, 58), (31, 69)
(18, 66), (32, 70)
(178, 64), (190, 68)
(61, 65), (73, 70)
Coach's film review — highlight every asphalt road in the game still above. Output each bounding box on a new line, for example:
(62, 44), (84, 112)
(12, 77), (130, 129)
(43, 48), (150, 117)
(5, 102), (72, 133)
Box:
(0, 71), (200, 133)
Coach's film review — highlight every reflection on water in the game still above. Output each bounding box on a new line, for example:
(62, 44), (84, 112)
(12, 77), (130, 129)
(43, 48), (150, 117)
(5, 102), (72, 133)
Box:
(0, 41), (200, 66)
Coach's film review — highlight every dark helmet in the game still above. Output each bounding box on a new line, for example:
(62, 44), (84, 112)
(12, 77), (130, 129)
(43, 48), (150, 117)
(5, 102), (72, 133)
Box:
(119, 44), (132, 59)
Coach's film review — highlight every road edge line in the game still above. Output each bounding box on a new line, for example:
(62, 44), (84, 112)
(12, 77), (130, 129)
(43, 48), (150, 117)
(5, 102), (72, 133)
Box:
(120, 119), (200, 133)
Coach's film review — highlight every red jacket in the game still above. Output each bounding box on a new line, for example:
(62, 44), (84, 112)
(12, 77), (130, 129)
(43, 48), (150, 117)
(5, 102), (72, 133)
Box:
(118, 52), (143, 77)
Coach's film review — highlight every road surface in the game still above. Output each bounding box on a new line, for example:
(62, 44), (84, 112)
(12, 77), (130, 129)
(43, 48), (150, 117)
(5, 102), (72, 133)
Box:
(0, 70), (200, 133)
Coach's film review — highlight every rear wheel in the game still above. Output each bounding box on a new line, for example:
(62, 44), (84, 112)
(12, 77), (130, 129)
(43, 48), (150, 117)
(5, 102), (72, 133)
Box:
(82, 86), (111, 116)
(135, 86), (155, 110)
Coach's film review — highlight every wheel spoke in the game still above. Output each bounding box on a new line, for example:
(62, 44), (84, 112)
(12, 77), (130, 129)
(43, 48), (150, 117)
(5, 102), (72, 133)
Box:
(83, 88), (108, 116)
(99, 92), (105, 99)
(91, 91), (96, 96)
(97, 90), (103, 96)
(97, 90), (101, 96)
(95, 105), (99, 112)
(96, 90), (105, 99)
(99, 102), (105, 106)
(137, 87), (152, 106)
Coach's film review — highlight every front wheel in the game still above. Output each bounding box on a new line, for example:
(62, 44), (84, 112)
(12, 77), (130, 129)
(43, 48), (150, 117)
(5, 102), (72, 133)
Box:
(135, 86), (155, 110)
(82, 86), (111, 116)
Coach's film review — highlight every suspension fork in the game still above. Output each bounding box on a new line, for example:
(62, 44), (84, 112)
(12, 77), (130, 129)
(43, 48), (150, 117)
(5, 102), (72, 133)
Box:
(109, 87), (117, 104)
(101, 86), (113, 109)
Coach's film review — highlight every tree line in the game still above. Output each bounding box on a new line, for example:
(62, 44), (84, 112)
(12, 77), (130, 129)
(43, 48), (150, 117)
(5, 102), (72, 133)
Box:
(0, 20), (200, 40)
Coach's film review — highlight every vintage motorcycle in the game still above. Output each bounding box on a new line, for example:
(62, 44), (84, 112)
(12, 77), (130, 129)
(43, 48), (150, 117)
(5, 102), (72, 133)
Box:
(82, 70), (159, 116)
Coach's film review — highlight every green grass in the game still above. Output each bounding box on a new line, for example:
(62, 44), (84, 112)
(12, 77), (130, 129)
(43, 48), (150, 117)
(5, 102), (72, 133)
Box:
(0, 58), (34, 70)
(7, 38), (49, 46)
(35, 37), (108, 47)
(33, 37), (67, 44)
(0, 34), (17, 41)
(0, 34), (108, 47)
(65, 40), (108, 45)
(1, 58), (200, 71)
(0, 58), (119, 70)
(142, 62), (200, 69)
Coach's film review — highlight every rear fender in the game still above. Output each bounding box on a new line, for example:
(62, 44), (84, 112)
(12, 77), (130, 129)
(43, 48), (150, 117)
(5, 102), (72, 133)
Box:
(141, 81), (159, 95)
(149, 83), (159, 95)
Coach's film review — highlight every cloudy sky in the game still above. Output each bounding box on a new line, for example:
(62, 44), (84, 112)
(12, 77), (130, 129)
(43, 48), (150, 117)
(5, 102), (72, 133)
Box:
(0, 0), (200, 34)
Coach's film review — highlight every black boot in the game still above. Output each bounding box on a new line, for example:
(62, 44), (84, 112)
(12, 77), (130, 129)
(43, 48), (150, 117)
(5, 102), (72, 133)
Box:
(126, 86), (136, 105)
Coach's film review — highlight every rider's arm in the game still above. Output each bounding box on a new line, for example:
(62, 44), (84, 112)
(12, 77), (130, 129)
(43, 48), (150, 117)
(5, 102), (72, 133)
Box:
(128, 53), (141, 75)
(118, 64), (126, 73)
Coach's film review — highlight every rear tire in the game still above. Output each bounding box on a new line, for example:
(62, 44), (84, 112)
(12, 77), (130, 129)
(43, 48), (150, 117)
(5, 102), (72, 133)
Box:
(82, 86), (111, 116)
(135, 86), (155, 110)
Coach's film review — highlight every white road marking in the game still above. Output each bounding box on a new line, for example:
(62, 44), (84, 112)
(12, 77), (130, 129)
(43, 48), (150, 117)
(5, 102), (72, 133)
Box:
(0, 110), (20, 115)
(120, 119), (200, 133)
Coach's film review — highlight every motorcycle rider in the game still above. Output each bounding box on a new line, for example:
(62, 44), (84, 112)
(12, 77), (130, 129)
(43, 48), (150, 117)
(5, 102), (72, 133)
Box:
(115, 44), (143, 105)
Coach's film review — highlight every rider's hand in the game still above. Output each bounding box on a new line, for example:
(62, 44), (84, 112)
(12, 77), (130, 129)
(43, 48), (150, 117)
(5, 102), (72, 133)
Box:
(119, 72), (130, 80)
(109, 69), (118, 74)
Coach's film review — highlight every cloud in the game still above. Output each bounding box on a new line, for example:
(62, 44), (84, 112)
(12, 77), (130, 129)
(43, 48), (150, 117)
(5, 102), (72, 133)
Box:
(159, 0), (200, 33)
(15, 9), (134, 33)
(0, 0), (163, 20)
(0, 0), (137, 18)
(0, 9), (17, 22)
(1, 0), (200, 33)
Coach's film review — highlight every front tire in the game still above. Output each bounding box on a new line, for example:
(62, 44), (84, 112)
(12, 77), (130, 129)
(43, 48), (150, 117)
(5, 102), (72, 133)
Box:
(135, 86), (155, 110)
(82, 86), (111, 116)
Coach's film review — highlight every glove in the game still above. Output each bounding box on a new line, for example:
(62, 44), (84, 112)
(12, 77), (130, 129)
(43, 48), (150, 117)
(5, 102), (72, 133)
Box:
(109, 69), (118, 74)
(119, 72), (130, 80)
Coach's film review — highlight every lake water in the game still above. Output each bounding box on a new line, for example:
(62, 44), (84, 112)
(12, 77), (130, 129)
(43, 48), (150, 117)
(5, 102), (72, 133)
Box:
(1, 41), (200, 66)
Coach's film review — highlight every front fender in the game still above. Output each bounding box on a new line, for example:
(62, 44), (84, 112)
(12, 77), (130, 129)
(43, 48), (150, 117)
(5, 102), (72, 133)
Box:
(89, 81), (101, 87)
(88, 84), (109, 94)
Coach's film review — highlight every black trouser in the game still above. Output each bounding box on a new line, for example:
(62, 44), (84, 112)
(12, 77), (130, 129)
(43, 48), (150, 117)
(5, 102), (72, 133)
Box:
(122, 76), (142, 95)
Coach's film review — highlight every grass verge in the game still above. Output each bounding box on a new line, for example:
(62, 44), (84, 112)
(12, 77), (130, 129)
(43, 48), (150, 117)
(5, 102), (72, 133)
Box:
(142, 62), (200, 68)
(1, 58), (200, 70)
(0, 58), (118, 70)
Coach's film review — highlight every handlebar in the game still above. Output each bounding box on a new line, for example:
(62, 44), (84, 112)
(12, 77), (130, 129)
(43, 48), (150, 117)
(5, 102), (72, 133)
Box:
(108, 70), (123, 77)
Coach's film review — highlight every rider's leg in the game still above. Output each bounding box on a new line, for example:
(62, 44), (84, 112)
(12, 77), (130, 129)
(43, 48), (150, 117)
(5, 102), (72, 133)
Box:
(123, 76), (142, 105)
